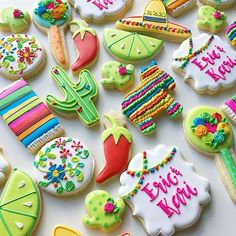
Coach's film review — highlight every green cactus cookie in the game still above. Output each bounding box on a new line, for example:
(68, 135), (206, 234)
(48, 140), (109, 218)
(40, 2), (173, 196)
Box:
(46, 66), (100, 127)
(0, 7), (30, 33)
(83, 190), (125, 232)
(101, 61), (134, 91)
(197, 6), (226, 33)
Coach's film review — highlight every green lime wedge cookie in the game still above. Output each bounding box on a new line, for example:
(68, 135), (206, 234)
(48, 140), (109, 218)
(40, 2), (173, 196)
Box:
(103, 29), (163, 62)
(0, 169), (41, 236)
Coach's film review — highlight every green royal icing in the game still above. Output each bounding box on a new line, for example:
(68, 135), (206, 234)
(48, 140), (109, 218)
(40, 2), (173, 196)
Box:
(83, 190), (125, 232)
(0, 7), (30, 33)
(46, 66), (100, 127)
(0, 169), (41, 236)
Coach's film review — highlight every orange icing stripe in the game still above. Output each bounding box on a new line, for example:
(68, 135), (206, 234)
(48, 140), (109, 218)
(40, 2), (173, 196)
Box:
(50, 26), (66, 65)
(167, 0), (191, 11)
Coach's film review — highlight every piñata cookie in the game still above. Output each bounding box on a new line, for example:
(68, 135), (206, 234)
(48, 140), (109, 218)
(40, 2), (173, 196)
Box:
(83, 190), (125, 232)
(34, 137), (95, 197)
(184, 106), (236, 202)
(226, 20), (236, 47)
(222, 94), (236, 125)
(172, 33), (236, 94)
(69, 0), (133, 24)
(119, 145), (210, 235)
(0, 79), (64, 153)
(122, 61), (183, 135)
(0, 34), (46, 80)
(0, 7), (31, 33)
(0, 168), (41, 236)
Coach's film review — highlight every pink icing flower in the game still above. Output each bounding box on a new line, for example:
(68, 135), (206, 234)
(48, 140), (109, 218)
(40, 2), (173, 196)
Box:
(205, 122), (217, 133)
(213, 11), (222, 19)
(46, 3), (55, 9)
(13, 9), (23, 18)
(119, 66), (127, 75)
(104, 202), (115, 213)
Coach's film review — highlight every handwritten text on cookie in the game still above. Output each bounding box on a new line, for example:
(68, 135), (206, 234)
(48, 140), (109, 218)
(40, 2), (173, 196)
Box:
(141, 167), (198, 218)
(86, 0), (114, 10)
(191, 45), (236, 82)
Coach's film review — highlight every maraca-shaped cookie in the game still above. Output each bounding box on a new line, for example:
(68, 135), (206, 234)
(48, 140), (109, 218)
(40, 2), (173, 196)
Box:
(184, 106), (236, 202)
(33, 0), (71, 68)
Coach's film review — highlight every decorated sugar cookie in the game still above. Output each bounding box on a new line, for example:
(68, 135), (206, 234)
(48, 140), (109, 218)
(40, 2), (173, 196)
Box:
(0, 169), (41, 236)
(162, 0), (196, 17)
(96, 112), (132, 184)
(101, 61), (134, 91)
(222, 95), (236, 125)
(46, 66), (100, 127)
(172, 34), (236, 94)
(34, 137), (95, 196)
(0, 34), (46, 80)
(199, 0), (235, 9)
(0, 79), (64, 153)
(119, 145), (210, 236)
(197, 6), (226, 33)
(52, 225), (83, 236)
(122, 61), (183, 135)
(83, 190), (125, 232)
(0, 148), (10, 185)
(0, 7), (31, 33)
(33, 0), (71, 68)
(115, 0), (192, 43)
(70, 20), (99, 73)
(69, 0), (133, 24)
(104, 29), (163, 62)
(226, 21), (236, 47)
(184, 106), (236, 202)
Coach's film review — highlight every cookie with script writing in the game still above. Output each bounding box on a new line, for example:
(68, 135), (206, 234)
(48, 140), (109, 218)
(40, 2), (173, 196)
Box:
(172, 33), (236, 94)
(119, 145), (210, 236)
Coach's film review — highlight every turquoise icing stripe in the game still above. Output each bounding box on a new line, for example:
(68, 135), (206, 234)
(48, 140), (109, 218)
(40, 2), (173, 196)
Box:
(0, 92), (36, 116)
(0, 86), (32, 109)
(21, 118), (59, 147)
(143, 16), (167, 23)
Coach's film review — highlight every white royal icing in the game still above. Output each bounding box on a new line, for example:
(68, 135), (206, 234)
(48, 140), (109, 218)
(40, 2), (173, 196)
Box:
(119, 145), (210, 236)
(172, 33), (236, 93)
(0, 34), (45, 80)
(0, 148), (10, 184)
(33, 137), (94, 196)
(72, 0), (131, 21)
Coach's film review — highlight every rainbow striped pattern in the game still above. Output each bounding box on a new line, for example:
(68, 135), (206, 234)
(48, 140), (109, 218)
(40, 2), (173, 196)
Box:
(0, 79), (64, 153)
(121, 61), (183, 135)
(226, 21), (236, 47)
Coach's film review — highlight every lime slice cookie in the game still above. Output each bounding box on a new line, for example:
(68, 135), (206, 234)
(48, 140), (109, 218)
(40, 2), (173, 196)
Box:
(103, 29), (163, 62)
(34, 137), (95, 197)
(0, 169), (41, 236)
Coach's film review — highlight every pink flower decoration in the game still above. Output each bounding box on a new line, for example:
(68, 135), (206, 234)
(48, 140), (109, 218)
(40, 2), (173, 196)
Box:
(13, 9), (23, 18)
(213, 11), (222, 19)
(104, 202), (115, 213)
(205, 122), (217, 133)
(46, 3), (55, 9)
(119, 66), (127, 75)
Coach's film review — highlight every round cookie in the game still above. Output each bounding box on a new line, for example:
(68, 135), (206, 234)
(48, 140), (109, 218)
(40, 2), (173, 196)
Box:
(0, 6), (31, 33)
(183, 106), (236, 202)
(197, 6), (227, 33)
(199, 0), (235, 9)
(83, 190), (125, 232)
(33, 137), (95, 197)
(0, 168), (41, 236)
(0, 34), (46, 80)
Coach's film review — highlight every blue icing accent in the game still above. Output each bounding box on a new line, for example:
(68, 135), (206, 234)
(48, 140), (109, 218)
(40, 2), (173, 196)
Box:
(229, 31), (236, 41)
(22, 118), (59, 147)
(0, 92), (36, 116)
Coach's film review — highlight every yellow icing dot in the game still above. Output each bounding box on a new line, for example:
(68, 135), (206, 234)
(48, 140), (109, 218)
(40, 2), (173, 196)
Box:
(217, 122), (230, 134)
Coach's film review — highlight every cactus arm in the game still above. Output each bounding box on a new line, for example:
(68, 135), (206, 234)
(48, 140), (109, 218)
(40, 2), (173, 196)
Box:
(0, 19), (9, 29)
(48, 66), (100, 126)
(100, 78), (114, 88)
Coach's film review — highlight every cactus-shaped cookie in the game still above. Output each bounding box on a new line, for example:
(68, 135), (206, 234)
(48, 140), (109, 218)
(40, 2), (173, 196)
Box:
(121, 61), (183, 135)
(46, 66), (100, 127)
(83, 190), (125, 232)
(0, 7), (30, 33)
(101, 61), (134, 91)
(197, 6), (226, 33)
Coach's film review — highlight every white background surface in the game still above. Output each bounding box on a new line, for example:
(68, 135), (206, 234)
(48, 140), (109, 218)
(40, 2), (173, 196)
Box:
(0, 0), (236, 235)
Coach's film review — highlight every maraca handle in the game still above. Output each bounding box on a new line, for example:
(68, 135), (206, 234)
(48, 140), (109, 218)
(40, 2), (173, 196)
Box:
(215, 148), (236, 202)
(49, 26), (68, 67)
